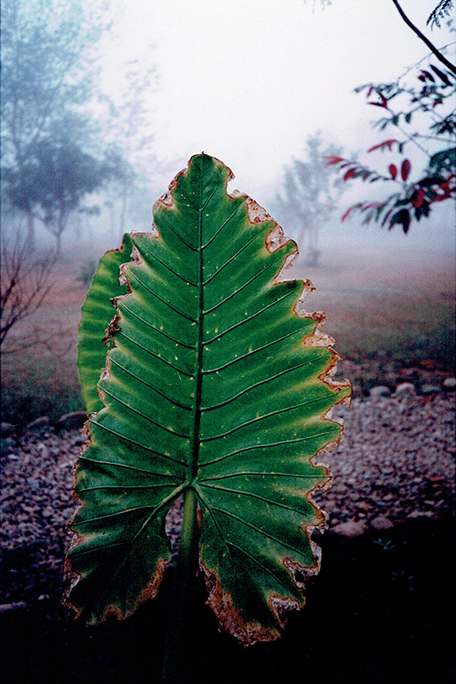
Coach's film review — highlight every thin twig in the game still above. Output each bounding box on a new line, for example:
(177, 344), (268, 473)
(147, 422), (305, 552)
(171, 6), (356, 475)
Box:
(391, 0), (456, 74)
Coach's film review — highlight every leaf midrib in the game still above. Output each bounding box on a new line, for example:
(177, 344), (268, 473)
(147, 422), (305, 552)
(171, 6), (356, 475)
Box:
(188, 158), (205, 483)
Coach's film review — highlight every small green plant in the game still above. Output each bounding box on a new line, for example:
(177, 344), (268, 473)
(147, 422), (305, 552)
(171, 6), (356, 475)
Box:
(75, 258), (97, 287)
(64, 154), (350, 680)
(373, 537), (396, 552)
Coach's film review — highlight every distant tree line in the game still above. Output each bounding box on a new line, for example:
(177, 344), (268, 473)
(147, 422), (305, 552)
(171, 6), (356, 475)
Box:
(0, 0), (158, 352)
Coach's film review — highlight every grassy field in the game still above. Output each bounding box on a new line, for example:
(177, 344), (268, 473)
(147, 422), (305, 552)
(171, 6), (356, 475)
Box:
(1, 242), (455, 427)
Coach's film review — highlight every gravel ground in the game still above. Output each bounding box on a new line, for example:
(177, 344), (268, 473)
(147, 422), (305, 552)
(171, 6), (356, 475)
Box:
(314, 390), (455, 535)
(1, 387), (455, 605)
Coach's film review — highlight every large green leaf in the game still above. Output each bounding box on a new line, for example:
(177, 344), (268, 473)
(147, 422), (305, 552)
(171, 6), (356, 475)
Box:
(77, 233), (133, 414)
(65, 154), (350, 643)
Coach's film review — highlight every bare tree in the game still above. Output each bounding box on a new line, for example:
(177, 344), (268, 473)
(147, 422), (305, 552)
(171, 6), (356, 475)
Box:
(0, 222), (56, 353)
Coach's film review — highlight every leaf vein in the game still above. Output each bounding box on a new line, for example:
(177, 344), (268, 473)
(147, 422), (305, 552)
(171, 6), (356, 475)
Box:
(133, 238), (197, 286)
(118, 331), (194, 377)
(201, 201), (244, 249)
(78, 456), (180, 477)
(202, 231), (258, 286)
(77, 483), (180, 493)
(199, 430), (331, 468)
(89, 417), (187, 467)
(120, 302), (195, 349)
(200, 471), (321, 481)
(202, 327), (308, 374)
(201, 396), (327, 441)
(208, 504), (311, 559)
(199, 481), (312, 517)
(127, 269), (195, 322)
(109, 356), (192, 411)
(203, 250), (285, 315)
(99, 385), (190, 438)
(156, 212), (198, 252)
(203, 287), (297, 345)
(202, 358), (318, 411)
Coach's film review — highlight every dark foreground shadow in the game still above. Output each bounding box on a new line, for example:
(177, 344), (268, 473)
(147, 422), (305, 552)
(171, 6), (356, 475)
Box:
(1, 516), (455, 684)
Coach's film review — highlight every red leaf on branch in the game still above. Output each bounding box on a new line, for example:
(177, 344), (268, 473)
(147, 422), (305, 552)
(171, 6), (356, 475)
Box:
(389, 164), (398, 180)
(324, 156), (344, 166)
(438, 175), (455, 194)
(368, 139), (399, 153)
(341, 204), (362, 221)
(419, 70), (435, 82)
(343, 168), (357, 181)
(360, 202), (382, 212)
(401, 159), (411, 181)
(429, 175), (456, 203)
(368, 93), (389, 109)
(412, 188), (425, 208)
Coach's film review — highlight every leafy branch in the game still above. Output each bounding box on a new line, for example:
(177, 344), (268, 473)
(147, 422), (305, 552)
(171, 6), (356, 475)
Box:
(326, 52), (456, 233)
(427, 1), (454, 30)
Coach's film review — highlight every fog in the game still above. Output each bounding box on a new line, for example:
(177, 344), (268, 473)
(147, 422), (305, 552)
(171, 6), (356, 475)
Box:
(2, 0), (455, 265)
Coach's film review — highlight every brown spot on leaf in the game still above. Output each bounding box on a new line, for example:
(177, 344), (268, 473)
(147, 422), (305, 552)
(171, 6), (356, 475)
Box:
(244, 195), (274, 225)
(269, 594), (302, 628)
(101, 313), (121, 345)
(200, 561), (281, 646)
(283, 551), (322, 590)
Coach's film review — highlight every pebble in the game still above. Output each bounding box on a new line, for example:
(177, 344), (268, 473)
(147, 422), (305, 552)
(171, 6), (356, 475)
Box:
(395, 382), (416, 396)
(369, 385), (391, 398)
(442, 377), (456, 392)
(331, 521), (368, 538)
(0, 601), (27, 613)
(1, 422), (15, 437)
(406, 510), (437, 520)
(57, 411), (88, 430)
(370, 516), (395, 531)
(25, 416), (50, 431)
(420, 384), (441, 396)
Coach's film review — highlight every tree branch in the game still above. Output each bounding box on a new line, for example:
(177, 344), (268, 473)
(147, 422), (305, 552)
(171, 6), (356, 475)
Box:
(391, 0), (456, 74)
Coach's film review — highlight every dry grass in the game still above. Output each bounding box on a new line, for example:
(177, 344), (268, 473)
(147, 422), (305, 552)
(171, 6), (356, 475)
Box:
(1, 255), (88, 425)
(1, 243), (454, 426)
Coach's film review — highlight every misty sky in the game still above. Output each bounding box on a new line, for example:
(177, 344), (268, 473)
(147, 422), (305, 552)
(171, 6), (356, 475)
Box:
(97, 0), (454, 252)
(100, 2), (450, 184)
